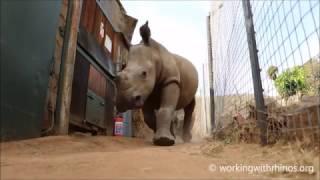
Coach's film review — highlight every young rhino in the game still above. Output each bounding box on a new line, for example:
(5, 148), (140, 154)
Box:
(116, 22), (198, 146)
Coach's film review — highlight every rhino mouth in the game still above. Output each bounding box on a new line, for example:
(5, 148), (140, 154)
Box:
(134, 98), (144, 108)
(116, 103), (128, 113)
(116, 98), (144, 112)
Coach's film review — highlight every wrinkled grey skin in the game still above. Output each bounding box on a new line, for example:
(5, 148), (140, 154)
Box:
(116, 22), (198, 146)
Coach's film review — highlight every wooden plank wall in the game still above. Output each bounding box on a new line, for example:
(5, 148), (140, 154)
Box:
(70, 53), (90, 123)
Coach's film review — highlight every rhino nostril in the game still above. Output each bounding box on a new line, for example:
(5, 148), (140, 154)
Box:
(135, 95), (141, 101)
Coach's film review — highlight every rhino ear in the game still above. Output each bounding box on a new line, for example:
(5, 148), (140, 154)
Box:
(139, 21), (151, 45)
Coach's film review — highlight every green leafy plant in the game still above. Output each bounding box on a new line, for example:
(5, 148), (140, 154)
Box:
(274, 66), (308, 99)
(267, 65), (278, 80)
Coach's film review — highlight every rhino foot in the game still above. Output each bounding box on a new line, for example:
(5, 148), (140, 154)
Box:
(153, 130), (175, 146)
(153, 137), (175, 146)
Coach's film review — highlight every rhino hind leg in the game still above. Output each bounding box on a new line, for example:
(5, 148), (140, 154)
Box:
(142, 109), (156, 132)
(183, 98), (196, 142)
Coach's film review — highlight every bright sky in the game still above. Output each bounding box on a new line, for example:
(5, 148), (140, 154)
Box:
(210, 0), (319, 97)
(122, 0), (212, 95)
(122, 0), (319, 98)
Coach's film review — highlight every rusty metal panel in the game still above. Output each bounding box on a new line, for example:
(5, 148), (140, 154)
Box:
(74, 43), (116, 133)
(80, 0), (96, 33)
(105, 76), (116, 135)
(71, 0), (128, 134)
(80, 0), (116, 50)
(70, 52), (90, 124)
(77, 27), (116, 77)
(86, 89), (105, 129)
(88, 65), (106, 98)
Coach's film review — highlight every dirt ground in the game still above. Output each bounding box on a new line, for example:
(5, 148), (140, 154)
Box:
(1, 134), (319, 179)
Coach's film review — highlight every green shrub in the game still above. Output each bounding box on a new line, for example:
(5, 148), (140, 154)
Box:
(267, 66), (278, 80)
(274, 66), (308, 99)
(302, 58), (320, 96)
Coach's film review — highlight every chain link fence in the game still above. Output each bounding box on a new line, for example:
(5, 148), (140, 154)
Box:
(210, 0), (319, 145)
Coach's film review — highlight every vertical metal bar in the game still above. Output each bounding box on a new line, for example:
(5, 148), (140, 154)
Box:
(202, 64), (209, 133)
(242, 0), (268, 145)
(206, 15), (215, 132)
(316, 105), (320, 145)
(55, 0), (82, 134)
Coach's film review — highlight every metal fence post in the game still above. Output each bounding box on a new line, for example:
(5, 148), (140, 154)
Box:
(206, 14), (215, 132)
(242, 0), (267, 145)
(203, 64), (210, 133)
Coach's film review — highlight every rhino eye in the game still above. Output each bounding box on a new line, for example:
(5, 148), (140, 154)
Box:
(141, 71), (147, 78)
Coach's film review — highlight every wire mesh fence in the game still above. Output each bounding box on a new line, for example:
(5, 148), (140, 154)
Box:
(210, 0), (319, 145)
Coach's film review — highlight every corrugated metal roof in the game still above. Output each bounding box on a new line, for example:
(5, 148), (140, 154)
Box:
(96, 0), (137, 44)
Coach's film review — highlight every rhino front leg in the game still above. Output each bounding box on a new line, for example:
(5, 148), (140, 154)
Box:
(153, 83), (180, 146)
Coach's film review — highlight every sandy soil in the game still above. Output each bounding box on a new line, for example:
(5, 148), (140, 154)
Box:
(1, 134), (319, 179)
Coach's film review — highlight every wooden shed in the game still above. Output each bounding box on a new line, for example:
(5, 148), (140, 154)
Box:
(70, 1), (136, 135)
(47, 0), (137, 136)
(1, 0), (137, 141)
